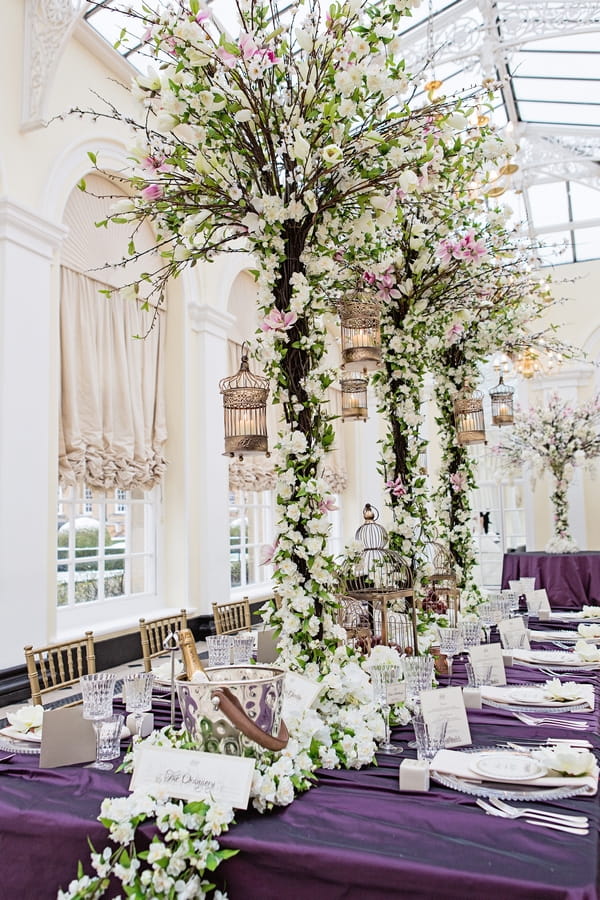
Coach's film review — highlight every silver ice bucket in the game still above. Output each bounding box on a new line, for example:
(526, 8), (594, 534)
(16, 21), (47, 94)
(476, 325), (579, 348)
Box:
(176, 665), (288, 755)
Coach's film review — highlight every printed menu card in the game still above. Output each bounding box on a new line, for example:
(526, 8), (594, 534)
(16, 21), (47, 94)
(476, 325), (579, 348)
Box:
(419, 686), (472, 748)
(468, 643), (507, 685)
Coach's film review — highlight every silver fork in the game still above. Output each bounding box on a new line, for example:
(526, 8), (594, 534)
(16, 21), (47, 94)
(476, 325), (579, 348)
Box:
(488, 797), (589, 827)
(476, 799), (589, 834)
(512, 711), (589, 729)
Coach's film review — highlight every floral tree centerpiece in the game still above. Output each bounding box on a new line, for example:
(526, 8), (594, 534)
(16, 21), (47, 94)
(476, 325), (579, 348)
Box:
(495, 393), (600, 552)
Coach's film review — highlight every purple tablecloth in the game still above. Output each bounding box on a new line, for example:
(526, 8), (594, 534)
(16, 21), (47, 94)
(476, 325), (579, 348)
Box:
(502, 552), (600, 609)
(1, 664), (599, 900)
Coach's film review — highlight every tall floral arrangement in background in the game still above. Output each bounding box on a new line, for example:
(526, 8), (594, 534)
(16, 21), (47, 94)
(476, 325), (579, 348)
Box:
(495, 394), (600, 552)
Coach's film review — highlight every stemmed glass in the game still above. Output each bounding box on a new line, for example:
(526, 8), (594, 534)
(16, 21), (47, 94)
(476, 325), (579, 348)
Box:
(460, 619), (482, 656)
(123, 672), (154, 737)
(437, 627), (461, 682)
(80, 672), (117, 770)
(478, 601), (496, 644)
(371, 665), (403, 756)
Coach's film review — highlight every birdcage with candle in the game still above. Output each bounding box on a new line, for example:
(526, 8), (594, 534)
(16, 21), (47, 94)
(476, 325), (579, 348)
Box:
(219, 344), (270, 459)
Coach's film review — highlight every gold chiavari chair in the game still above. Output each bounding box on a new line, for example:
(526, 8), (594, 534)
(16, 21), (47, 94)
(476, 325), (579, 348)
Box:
(24, 631), (96, 706)
(212, 597), (252, 635)
(139, 609), (188, 672)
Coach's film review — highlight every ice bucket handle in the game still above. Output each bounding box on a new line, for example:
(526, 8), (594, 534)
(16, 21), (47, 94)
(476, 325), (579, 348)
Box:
(212, 686), (289, 751)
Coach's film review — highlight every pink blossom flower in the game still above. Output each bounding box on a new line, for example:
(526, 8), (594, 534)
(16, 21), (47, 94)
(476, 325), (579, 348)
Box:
(436, 239), (455, 264)
(319, 498), (339, 514)
(195, 10), (211, 24)
(376, 273), (401, 301)
(141, 155), (170, 173)
(385, 477), (406, 498)
(260, 540), (278, 566)
(455, 229), (487, 262)
(216, 46), (237, 68)
(260, 309), (298, 333)
(363, 271), (376, 285)
(446, 323), (464, 346)
(450, 472), (468, 492)
(141, 183), (163, 201)
(239, 32), (259, 60)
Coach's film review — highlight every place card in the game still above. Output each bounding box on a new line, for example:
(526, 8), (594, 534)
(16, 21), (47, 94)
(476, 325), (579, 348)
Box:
(282, 672), (323, 720)
(386, 681), (406, 705)
(526, 588), (551, 614)
(468, 643), (506, 685)
(130, 745), (255, 809)
(39, 705), (96, 769)
(498, 617), (530, 650)
(419, 686), (472, 749)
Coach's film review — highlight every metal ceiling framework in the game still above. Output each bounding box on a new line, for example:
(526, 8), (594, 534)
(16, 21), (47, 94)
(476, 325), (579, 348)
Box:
(83, 0), (600, 264)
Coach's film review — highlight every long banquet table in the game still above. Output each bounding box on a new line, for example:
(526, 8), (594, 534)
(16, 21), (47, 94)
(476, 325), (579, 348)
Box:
(501, 551), (600, 610)
(1, 632), (600, 900)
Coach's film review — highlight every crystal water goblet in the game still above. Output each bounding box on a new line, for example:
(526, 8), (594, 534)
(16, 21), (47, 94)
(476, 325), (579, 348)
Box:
(371, 664), (403, 755)
(478, 601), (496, 644)
(123, 671), (154, 737)
(412, 714), (448, 762)
(437, 626), (461, 682)
(403, 656), (435, 709)
(460, 619), (482, 655)
(80, 672), (117, 770)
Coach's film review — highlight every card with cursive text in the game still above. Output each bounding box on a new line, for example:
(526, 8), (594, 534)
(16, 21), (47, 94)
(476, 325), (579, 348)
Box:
(419, 686), (471, 748)
(130, 745), (255, 809)
(282, 672), (323, 721)
(526, 588), (551, 613)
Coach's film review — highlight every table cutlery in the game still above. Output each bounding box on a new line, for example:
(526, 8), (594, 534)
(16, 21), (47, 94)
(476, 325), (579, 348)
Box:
(488, 797), (589, 827)
(500, 739), (593, 751)
(476, 799), (589, 834)
(512, 711), (588, 729)
(0, 754), (15, 762)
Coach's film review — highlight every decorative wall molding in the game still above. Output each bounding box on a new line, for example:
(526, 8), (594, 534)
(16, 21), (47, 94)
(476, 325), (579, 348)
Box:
(0, 198), (67, 257)
(188, 301), (236, 336)
(21, 0), (85, 131)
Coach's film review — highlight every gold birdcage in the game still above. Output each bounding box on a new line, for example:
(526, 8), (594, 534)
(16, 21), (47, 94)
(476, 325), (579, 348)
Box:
(340, 373), (369, 421)
(337, 504), (418, 650)
(219, 344), (270, 459)
(339, 297), (382, 372)
(489, 375), (515, 426)
(453, 389), (486, 445)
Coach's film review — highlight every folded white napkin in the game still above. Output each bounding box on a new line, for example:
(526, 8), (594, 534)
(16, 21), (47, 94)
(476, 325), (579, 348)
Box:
(480, 683), (594, 711)
(152, 661), (184, 682)
(0, 724), (42, 743)
(430, 748), (598, 795)
(529, 630), (584, 643)
(578, 623), (600, 639)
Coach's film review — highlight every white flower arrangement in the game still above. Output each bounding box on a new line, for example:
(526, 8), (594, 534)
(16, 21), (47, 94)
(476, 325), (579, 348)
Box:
(7, 704), (44, 734)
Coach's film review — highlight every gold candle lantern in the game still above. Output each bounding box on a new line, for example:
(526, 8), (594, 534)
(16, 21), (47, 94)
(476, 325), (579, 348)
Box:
(339, 298), (382, 372)
(219, 344), (270, 459)
(453, 389), (486, 445)
(489, 375), (515, 427)
(340, 373), (369, 422)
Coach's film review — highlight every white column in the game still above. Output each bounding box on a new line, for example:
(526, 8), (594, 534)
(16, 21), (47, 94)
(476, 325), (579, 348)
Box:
(0, 200), (66, 667)
(187, 302), (236, 613)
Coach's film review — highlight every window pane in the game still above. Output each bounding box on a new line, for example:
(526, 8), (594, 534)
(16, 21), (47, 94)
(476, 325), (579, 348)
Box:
(57, 483), (156, 606)
(229, 490), (274, 589)
(575, 226), (600, 262)
(527, 183), (569, 229)
(569, 182), (600, 222)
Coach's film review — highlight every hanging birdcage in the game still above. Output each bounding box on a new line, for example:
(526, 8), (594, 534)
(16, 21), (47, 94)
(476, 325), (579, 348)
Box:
(338, 297), (382, 372)
(219, 344), (270, 459)
(340, 373), (369, 421)
(453, 388), (486, 445)
(489, 375), (515, 426)
(336, 504), (418, 650)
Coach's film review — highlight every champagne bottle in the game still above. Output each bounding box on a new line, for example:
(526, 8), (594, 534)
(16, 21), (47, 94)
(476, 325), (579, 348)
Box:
(178, 629), (209, 682)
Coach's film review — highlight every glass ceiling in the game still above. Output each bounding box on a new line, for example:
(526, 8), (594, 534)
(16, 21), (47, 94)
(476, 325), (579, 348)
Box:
(83, 0), (600, 266)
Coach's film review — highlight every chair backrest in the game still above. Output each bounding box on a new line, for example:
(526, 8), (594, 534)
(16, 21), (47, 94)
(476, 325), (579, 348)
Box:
(212, 597), (251, 635)
(139, 609), (188, 672)
(24, 631), (96, 706)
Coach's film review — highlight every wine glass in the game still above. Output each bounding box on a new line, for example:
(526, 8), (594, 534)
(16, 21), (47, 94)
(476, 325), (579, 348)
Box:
(123, 672), (154, 737)
(437, 627), (461, 682)
(460, 619), (482, 656)
(371, 665), (403, 755)
(477, 601), (496, 644)
(80, 672), (117, 770)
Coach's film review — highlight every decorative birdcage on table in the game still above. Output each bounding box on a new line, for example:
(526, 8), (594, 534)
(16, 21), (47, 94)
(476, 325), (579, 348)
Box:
(420, 540), (460, 626)
(336, 504), (418, 652)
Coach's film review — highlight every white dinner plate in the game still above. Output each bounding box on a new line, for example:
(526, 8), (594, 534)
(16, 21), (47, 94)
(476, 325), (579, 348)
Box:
(470, 751), (546, 782)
